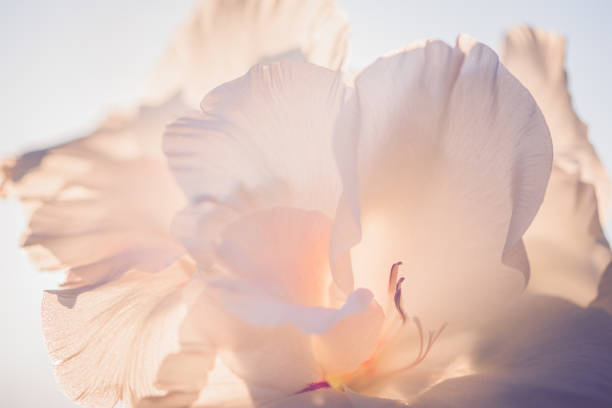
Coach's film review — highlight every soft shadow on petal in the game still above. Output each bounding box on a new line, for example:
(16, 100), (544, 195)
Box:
(502, 26), (611, 221)
(42, 258), (193, 407)
(412, 295), (612, 408)
(164, 60), (349, 267)
(146, 0), (349, 106)
(332, 37), (552, 327)
(591, 262), (612, 315)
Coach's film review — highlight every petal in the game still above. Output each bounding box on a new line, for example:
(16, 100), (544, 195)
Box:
(592, 262), (612, 315)
(42, 258), (193, 407)
(502, 26), (612, 306)
(3, 99), (188, 289)
(153, 279), (384, 403)
(313, 292), (384, 374)
(151, 278), (322, 404)
(206, 279), (382, 337)
(164, 60), (349, 265)
(207, 281), (385, 378)
(412, 295), (612, 408)
(216, 207), (333, 307)
(332, 37), (552, 327)
(525, 166), (611, 306)
(260, 389), (352, 408)
(502, 26), (611, 221)
(146, 0), (349, 106)
(346, 389), (407, 408)
(157, 387), (353, 408)
(139, 356), (249, 408)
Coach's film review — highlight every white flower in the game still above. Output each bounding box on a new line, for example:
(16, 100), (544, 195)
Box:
(146, 34), (555, 407)
(3, 1), (612, 406)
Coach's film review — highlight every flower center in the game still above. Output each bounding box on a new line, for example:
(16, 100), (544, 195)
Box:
(298, 262), (447, 394)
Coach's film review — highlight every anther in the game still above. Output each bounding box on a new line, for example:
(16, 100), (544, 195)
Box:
(387, 261), (403, 294)
(394, 277), (407, 324)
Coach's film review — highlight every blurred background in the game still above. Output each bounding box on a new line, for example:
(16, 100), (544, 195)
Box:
(1, 0), (610, 406)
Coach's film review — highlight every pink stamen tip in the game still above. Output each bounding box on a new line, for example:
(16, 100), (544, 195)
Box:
(296, 381), (331, 394)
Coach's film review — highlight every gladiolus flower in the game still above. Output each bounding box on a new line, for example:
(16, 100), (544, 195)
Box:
(3, 2), (612, 408)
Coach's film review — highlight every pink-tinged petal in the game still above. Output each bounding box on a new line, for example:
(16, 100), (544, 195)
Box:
(502, 26), (611, 221)
(2, 98), (188, 290)
(146, 0), (349, 106)
(208, 281), (385, 383)
(216, 207), (333, 307)
(164, 60), (349, 265)
(153, 278), (322, 405)
(139, 356), (248, 408)
(152, 278), (384, 404)
(42, 258), (193, 407)
(332, 37), (552, 327)
(525, 166), (611, 306)
(412, 295), (612, 408)
(206, 279), (380, 336)
(313, 292), (384, 375)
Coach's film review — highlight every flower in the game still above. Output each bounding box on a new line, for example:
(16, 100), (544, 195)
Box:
(147, 34), (553, 407)
(3, 2), (612, 407)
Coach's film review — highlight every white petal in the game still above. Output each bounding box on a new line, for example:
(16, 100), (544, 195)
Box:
(502, 26), (611, 221)
(164, 60), (349, 265)
(332, 37), (552, 327)
(42, 258), (193, 407)
(146, 0), (349, 106)
(412, 296), (612, 407)
(502, 26), (612, 306)
(3, 99), (188, 289)
(525, 166), (611, 305)
(312, 291), (384, 374)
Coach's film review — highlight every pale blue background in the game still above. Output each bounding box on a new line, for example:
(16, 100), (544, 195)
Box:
(1, 1), (610, 406)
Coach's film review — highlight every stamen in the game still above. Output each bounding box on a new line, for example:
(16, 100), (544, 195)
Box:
(393, 277), (407, 324)
(387, 261), (403, 294)
(404, 319), (448, 370)
(413, 316), (424, 359)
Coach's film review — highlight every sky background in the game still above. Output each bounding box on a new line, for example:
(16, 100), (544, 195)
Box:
(1, 1), (610, 406)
